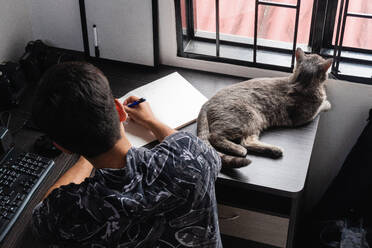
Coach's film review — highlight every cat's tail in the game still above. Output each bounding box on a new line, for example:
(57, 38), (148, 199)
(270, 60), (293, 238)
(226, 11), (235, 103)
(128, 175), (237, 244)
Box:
(197, 106), (251, 168)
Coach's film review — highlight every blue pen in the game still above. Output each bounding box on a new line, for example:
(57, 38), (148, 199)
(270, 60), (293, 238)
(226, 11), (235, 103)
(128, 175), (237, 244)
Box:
(127, 98), (146, 108)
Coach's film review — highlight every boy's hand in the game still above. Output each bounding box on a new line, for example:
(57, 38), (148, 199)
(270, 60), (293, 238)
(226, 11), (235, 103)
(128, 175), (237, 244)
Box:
(123, 95), (176, 142)
(123, 96), (157, 130)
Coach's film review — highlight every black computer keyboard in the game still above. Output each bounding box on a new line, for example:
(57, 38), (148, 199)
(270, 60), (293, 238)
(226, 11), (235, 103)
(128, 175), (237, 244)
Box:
(0, 150), (54, 242)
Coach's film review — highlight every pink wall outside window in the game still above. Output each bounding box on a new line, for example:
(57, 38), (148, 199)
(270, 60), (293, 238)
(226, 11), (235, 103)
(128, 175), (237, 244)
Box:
(181, 0), (372, 50)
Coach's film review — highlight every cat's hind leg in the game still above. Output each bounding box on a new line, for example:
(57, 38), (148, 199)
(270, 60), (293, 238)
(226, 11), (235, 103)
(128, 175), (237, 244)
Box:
(209, 133), (247, 157)
(241, 135), (283, 159)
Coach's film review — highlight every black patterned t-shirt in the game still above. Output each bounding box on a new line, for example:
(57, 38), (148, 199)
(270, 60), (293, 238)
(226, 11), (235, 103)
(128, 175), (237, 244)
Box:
(32, 131), (222, 247)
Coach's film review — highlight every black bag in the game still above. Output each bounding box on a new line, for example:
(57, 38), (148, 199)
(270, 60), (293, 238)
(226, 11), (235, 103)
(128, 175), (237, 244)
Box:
(0, 62), (27, 110)
(20, 40), (84, 84)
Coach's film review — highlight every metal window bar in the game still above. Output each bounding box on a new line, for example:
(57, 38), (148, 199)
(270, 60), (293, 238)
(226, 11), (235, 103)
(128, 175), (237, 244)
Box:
(175, 0), (185, 56)
(253, 0), (301, 69)
(332, 0), (372, 76)
(309, 0), (326, 53)
(175, 0), (372, 84)
(216, 0), (220, 56)
(186, 0), (195, 39)
(332, 0), (347, 74)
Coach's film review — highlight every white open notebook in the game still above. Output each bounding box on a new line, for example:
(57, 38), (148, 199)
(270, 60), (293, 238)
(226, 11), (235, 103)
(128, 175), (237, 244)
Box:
(118, 72), (208, 147)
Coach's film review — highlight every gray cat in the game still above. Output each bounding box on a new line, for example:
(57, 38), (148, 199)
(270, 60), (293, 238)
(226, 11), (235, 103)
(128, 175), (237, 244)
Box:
(197, 48), (332, 168)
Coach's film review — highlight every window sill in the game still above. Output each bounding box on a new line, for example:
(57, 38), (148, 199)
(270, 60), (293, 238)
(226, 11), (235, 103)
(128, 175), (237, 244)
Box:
(321, 49), (372, 83)
(180, 38), (372, 84)
(183, 39), (293, 72)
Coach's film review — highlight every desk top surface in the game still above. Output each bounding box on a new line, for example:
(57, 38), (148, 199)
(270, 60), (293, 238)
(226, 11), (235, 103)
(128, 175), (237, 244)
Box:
(3, 62), (319, 247)
(104, 63), (319, 197)
(182, 120), (318, 197)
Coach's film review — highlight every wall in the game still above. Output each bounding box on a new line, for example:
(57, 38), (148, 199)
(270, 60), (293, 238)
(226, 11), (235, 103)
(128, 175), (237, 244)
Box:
(27, 0), (155, 65)
(158, 0), (372, 210)
(28, 0), (84, 51)
(0, 0), (33, 61)
(307, 80), (372, 208)
(84, 0), (154, 66)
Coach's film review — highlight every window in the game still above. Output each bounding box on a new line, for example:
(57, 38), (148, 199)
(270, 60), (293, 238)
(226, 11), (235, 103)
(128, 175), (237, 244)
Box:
(330, 0), (372, 82)
(175, 0), (372, 84)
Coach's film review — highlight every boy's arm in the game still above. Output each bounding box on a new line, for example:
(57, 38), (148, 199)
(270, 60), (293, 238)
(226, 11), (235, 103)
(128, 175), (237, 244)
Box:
(143, 119), (176, 142)
(42, 156), (93, 200)
(123, 96), (176, 142)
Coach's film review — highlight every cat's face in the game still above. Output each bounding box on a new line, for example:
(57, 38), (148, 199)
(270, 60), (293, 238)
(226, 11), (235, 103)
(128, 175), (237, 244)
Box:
(293, 48), (333, 85)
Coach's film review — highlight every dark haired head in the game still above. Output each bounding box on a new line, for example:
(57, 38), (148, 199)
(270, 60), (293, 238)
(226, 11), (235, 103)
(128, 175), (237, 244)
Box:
(32, 62), (121, 157)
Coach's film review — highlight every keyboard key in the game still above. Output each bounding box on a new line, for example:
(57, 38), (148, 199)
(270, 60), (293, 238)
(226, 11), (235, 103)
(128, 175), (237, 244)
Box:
(6, 213), (14, 220)
(0, 151), (54, 242)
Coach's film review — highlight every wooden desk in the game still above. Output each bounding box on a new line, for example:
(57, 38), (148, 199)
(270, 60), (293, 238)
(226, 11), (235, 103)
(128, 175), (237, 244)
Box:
(183, 119), (319, 248)
(177, 67), (319, 247)
(1, 63), (318, 248)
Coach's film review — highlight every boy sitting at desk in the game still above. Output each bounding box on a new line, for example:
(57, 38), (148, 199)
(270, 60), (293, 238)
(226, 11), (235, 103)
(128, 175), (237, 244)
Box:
(31, 62), (222, 247)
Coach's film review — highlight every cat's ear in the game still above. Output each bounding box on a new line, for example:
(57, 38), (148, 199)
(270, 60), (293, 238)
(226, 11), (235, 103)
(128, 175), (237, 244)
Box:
(295, 48), (305, 62)
(322, 58), (333, 72)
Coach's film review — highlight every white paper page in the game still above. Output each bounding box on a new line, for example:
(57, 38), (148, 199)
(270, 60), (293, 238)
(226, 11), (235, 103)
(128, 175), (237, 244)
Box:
(118, 72), (208, 147)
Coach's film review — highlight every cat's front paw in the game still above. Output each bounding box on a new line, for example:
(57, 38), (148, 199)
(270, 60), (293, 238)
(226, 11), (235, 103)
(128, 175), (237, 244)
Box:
(267, 147), (283, 159)
(322, 100), (331, 112)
